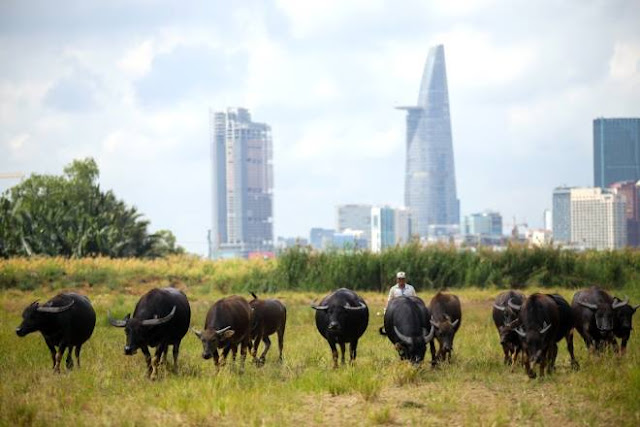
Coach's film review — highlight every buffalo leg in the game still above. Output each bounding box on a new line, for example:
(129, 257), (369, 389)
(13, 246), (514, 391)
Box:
(252, 332), (262, 363)
(566, 332), (579, 370)
(339, 342), (346, 365)
(349, 340), (358, 364)
(212, 350), (220, 367)
(172, 342), (180, 371)
(141, 346), (153, 378)
(621, 337), (628, 355)
(259, 336), (271, 363)
(328, 340), (339, 368)
(54, 344), (67, 374)
(75, 345), (82, 369)
(524, 354), (536, 379)
(44, 338), (56, 369)
(150, 345), (166, 380)
(231, 344), (238, 362)
(429, 341), (437, 367)
(277, 324), (285, 362)
(65, 347), (74, 370)
(502, 344), (511, 365)
(222, 344), (231, 364)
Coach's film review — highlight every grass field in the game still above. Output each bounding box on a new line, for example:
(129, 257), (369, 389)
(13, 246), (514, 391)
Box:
(1, 284), (639, 426)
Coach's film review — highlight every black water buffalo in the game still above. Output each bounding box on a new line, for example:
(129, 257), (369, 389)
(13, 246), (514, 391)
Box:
(611, 296), (639, 354)
(312, 288), (368, 368)
(109, 287), (191, 379)
(492, 290), (525, 365)
(547, 294), (579, 370)
(249, 292), (287, 364)
(572, 286), (617, 351)
(429, 292), (462, 362)
(380, 296), (436, 365)
(514, 293), (559, 378)
(16, 293), (95, 372)
(193, 295), (252, 369)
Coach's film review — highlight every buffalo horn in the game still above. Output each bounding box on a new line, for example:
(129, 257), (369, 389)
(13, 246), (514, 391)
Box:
(507, 298), (522, 311)
(37, 300), (74, 313)
(451, 318), (460, 328)
(578, 301), (598, 310)
(107, 310), (127, 327)
(540, 321), (552, 334)
(191, 327), (203, 339)
(493, 304), (506, 312)
(311, 304), (329, 310)
(423, 325), (435, 343)
(393, 326), (413, 345)
(141, 306), (176, 326)
(515, 327), (526, 338)
(430, 319), (440, 329)
(612, 296), (629, 309)
(215, 326), (231, 335)
(343, 302), (367, 311)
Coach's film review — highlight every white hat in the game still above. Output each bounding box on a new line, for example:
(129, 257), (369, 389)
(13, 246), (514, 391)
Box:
(396, 271), (406, 279)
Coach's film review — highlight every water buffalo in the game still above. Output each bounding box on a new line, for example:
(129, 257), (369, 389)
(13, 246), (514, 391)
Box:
(249, 292), (287, 364)
(109, 287), (191, 379)
(429, 292), (462, 362)
(193, 295), (252, 369)
(571, 287), (617, 352)
(611, 296), (639, 354)
(514, 293), (559, 379)
(16, 293), (95, 373)
(380, 296), (436, 365)
(312, 288), (369, 368)
(492, 290), (525, 365)
(547, 294), (579, 370)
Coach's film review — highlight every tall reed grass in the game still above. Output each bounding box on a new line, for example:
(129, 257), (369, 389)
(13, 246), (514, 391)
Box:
(1, 244), (639, 292)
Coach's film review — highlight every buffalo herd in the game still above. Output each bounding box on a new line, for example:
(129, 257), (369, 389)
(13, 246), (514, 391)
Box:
(14, 285), (638, 379)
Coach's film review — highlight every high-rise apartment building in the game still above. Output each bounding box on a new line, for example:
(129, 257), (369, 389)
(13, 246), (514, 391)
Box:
(399, 45), (459, 238)
(463, 211), (503, 236)
(594, 118), (640, 188)
(609, 180), (640, 247)
(210, 108), (273, 258)
(552, 187), (626, 250)
(336, 204), (372, 247)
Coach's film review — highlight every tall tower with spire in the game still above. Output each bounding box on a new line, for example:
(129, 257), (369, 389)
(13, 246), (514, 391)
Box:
(398, 45), (459, 238)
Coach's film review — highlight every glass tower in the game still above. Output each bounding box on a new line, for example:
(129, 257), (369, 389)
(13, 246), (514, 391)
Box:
(398, 45), (459, 238)
(594, 118), (640, 188)
(211, 108), (273, 258)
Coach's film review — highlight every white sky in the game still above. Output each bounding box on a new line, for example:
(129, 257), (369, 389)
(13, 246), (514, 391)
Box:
(1, 0), (640, 255)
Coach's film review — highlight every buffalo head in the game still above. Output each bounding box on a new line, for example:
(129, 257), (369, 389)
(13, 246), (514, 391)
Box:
(16, 300), (75, 337)
(108, 306), (176, 355)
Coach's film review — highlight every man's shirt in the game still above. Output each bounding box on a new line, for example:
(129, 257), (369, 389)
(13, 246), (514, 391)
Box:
(387, 283), (417, 304)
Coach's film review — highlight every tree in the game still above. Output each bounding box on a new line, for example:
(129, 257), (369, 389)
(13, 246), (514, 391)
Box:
(0, 158), (183, 258)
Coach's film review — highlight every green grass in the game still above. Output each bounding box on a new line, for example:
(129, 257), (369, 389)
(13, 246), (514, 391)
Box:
(1, 287), (639, 426)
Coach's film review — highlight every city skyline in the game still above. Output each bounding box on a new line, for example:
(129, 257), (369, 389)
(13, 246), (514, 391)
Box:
(1, 1), (640, 255)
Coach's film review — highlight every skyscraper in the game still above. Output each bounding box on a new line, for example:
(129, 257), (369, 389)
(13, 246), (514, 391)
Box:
(552, 187), (627, 250)
(398, 45), (459, 238)
(594, 118), (640, 188)
(210, 108), (273, 258)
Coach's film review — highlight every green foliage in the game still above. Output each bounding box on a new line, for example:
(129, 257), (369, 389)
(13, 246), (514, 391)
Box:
(0, 158), (184, 259)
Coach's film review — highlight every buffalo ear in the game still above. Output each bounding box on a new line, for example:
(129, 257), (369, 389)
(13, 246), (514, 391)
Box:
(221, 330), (235, 339)
(124, 314), (131, 321)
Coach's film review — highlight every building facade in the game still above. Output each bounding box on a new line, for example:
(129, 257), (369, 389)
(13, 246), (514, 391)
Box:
(210, 108), (273, 258)
(336, 204), (372, 247)
(552, 187), (626, 250)
(609, 180), (640, 247)
(594, 118), (640, 188)
(399, 45), (459, 238)
(309, 228), (335, 251)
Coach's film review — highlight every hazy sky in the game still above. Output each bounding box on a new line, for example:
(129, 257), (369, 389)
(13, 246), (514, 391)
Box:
(1, 0), (640, 255)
